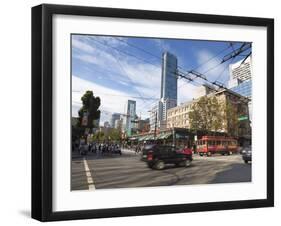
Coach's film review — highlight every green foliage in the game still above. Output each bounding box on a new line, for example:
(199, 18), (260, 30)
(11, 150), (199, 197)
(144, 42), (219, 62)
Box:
(92, 128), (122, 142)
(108, 128), (122, 141)
(78, 91), (101, 128)
(188, 95), (239, 136)
(223, 102), (239, 136)
(188, 96), (223, 133)
(92, 131), (105, 142)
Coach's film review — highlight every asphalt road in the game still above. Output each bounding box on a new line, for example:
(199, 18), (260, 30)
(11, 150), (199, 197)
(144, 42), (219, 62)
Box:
(71, 149), (251, 191)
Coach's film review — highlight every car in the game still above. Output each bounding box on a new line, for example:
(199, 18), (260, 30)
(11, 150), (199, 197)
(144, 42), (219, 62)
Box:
(141, 144), (193, 170)
(241, 146), (252, 163)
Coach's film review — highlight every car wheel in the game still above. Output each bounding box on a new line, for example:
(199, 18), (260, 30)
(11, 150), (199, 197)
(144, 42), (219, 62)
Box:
(147, 163), (154, 168)
(244, 160), (248, 164)
(228, 151), (233, 155)
(199, 153), (204, 156)
(182, 159), (192, 167)
(154, 160), (165, 170)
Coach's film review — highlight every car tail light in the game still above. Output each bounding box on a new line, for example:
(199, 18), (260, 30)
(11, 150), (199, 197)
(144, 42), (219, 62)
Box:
(147, 151), (153, 161)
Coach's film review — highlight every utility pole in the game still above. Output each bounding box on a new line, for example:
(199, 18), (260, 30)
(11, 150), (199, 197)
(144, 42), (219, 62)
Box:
(154, 111), (157, 141)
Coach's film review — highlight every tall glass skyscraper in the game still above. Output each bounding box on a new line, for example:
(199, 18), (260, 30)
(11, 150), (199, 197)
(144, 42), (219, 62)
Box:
(161, 52), (178, 101)
(160, 52), (178, 121)
(110, 113), (121, 128)
(125, 100), (136, 136)
(228, 56), (252, 121)
(230, 80), (252, 98)
(149, 52), (178, 131)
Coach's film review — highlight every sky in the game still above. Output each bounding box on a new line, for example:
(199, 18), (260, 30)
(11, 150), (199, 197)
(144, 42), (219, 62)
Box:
(71, 34), (251, 125)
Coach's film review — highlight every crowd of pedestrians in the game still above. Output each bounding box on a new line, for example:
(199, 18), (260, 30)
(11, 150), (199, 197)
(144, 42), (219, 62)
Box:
(73, 138), (122, 156)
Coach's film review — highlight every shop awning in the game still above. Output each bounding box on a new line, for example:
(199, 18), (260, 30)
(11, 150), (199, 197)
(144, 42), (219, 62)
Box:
(144, 135), (155, 140)
(160, 132), (172, 139)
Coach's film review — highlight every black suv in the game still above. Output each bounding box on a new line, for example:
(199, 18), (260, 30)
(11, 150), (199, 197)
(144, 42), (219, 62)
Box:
(141, 144), (193, 170)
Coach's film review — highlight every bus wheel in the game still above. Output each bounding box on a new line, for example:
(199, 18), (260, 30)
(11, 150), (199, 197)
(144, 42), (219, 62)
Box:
(228, 151), (233, 155)
(207, 151), (212, 157)
(199, 153), (204, 156)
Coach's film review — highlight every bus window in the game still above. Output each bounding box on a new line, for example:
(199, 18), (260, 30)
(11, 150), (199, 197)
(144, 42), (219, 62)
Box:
(216, 140), (221, 145)
(208, 140), (214, 145)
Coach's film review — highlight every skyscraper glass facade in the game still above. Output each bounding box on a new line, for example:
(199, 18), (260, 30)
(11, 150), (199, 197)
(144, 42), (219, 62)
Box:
(230, 80), (252, 98)
(110, 113), (121, 128)
(161, 52), (178, 101)
(126, 100), (136, 136)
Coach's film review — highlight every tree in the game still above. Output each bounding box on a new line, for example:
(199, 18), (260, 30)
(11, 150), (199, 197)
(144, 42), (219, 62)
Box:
(92, 131), (105, 142)
(188, 95), (239, 136)
(223, 102), (239, 137)
(78, 91), (101, 128)
(188, 96), (223, 134)
(108, 128), (122, 141)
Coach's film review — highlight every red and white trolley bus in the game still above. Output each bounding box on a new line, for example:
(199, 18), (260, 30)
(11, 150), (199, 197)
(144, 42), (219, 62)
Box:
(196, 136), (238, 156)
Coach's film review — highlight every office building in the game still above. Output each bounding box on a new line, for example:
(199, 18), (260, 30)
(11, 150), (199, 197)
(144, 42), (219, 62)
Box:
(125, 100), (136, 136)
(228, 56), (252, 121)
(229, 56), (252, 82)
(151, 52), (178, 130)
(161, 52), (178, 101)
(110, 113), (121, 128)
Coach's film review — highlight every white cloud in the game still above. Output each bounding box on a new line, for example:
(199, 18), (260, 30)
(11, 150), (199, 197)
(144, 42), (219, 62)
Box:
(71, 35), (219, 122)
(72, 35), (163, 113)
(152, 39), (171, 53)
(72, 75), (130, 112)
(72, 75), (160, 124)
(177, 79), (200, 104)
(196, 49), (229, 83)
(72, 37), (95, 53)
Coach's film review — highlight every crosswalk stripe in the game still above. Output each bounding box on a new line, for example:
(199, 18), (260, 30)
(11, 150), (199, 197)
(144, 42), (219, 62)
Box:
(83, 157), (95, 190)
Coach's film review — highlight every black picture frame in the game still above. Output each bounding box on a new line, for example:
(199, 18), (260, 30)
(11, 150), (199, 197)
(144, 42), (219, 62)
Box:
(32, 4), (274, 222)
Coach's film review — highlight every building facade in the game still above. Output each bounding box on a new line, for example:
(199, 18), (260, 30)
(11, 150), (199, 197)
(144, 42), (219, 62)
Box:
(110, 113), (121, 128)
(166, 102), (192, 129)
(229, 56), (252, 82)
(161, 52), (178, 101)
(150, 52), (178, 131)
(167, 89), (251, 138)
(228, 56), (252, 121)
(125, 100), (136, 136)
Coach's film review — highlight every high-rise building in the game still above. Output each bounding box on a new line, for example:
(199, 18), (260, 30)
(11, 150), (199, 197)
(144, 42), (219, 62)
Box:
(148, 52), (178, 132)
(228, 56), (252, 121)
(149, 104), (160, 132)
(229, 56), (252, 82)
(161, 52), (178, 100)
(110, 113), (121, 128)
(125, 100), (136, 136)
(104, 121), (110, 128)
(157, 52), (178, 128)
(114, 118), (123, 131)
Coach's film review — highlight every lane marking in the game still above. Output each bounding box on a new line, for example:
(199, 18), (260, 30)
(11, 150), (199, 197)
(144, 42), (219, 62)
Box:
(83, 157), (96, 190)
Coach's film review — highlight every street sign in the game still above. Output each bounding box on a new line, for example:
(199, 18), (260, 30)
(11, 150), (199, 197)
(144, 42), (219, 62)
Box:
(238, 116), (248, 121)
